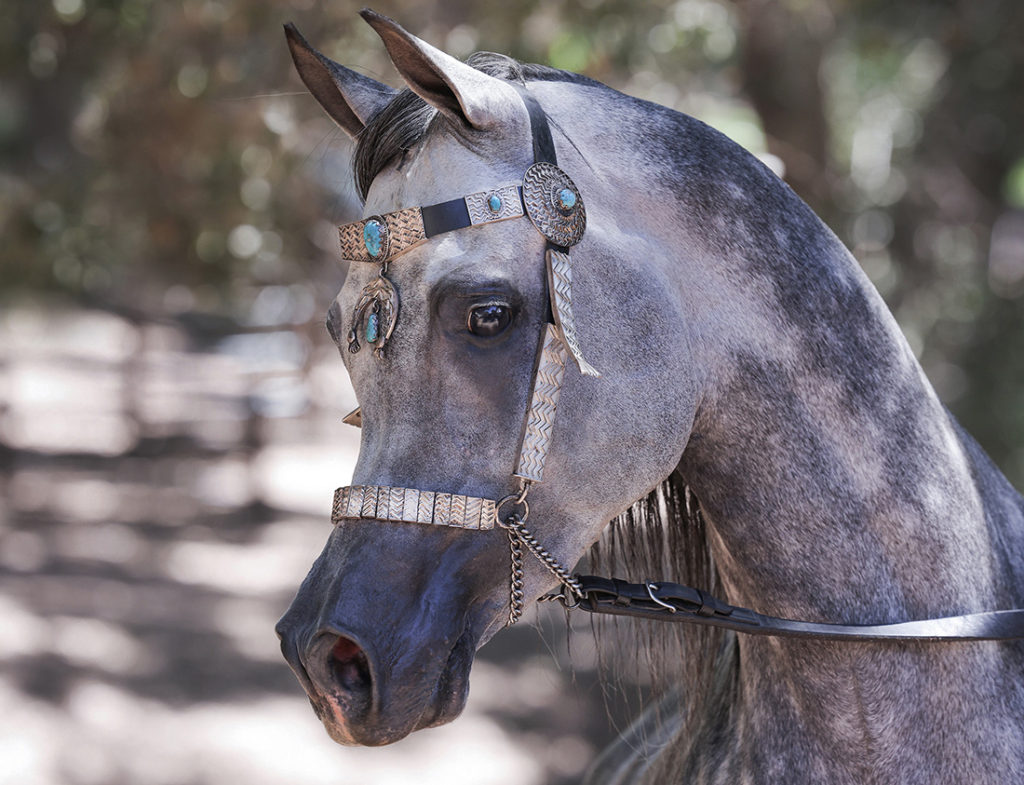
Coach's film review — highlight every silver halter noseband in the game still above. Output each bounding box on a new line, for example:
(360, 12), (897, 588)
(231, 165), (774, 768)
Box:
(331, 87), (594, 624)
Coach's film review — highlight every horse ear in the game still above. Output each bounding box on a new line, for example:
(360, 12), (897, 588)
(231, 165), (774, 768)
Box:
(359, 9), (520, 131)
(284, 22), (397, 138)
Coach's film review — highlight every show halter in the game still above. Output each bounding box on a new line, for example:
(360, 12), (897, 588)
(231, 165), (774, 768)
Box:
(333, 83), (593, 624)
(330, 83), (1024, 642)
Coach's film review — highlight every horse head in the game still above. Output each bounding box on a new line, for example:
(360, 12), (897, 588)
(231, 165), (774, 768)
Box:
(275, 11), (697, 746)
(275, 12), (1024, 780)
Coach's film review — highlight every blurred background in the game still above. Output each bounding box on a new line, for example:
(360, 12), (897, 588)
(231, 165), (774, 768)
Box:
(1, 1), (1022, 783)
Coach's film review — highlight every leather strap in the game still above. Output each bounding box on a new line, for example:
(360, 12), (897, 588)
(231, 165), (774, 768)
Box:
(421, 188), (526, 238)
(572, 575), (1024, 641)
(374, 87), (556, 242)
(511, 83), (558, 327)
(420, 196), (472, 237)
(512, 83), (557, 166)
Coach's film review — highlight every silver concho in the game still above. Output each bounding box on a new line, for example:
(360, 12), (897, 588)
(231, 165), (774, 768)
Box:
(522, 163), (586, 248)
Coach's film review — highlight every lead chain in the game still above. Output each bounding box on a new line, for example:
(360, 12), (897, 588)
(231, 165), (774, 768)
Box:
(506, 529), (525, 625)
(499, 513), (583, 626)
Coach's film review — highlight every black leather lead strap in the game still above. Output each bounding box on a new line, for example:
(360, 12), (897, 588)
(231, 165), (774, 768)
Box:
(572, 575), (1024, 641)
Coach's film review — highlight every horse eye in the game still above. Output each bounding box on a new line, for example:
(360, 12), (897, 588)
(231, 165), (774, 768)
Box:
(467, 303), (512, 337)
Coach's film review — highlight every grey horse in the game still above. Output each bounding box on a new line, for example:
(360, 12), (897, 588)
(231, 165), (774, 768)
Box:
(275, 10), (1024, 783)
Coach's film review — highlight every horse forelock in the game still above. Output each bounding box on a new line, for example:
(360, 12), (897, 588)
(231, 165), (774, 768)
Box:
(352, 53), (600, 201)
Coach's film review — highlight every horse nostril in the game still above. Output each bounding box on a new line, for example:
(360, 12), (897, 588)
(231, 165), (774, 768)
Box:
(330, 635), (372, 693)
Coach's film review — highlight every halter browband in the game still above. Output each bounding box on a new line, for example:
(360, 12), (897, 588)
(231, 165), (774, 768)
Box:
(336, 184), (526, 266)
(336, 86), (563, 268)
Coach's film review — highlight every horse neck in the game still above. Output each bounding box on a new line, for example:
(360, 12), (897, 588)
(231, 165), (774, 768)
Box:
(544, 82), (1024, 780)
(537, 79), (1023, 617)
(667, 169), (1024, 624)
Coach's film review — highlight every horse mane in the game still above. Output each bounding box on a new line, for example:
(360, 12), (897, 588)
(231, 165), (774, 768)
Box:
(586, 473), (739, 780)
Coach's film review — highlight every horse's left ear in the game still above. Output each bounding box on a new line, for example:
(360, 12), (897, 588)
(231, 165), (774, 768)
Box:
(360, 8), (521, 131)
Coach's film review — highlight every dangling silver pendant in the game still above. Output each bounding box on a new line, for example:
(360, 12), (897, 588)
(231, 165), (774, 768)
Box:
(348, 268), (398, 359)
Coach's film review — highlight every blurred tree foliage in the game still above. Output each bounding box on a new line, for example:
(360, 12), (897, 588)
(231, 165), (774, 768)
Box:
(1, 0), (1021, 485)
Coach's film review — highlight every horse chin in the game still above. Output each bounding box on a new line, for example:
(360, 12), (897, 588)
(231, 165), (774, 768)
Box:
(311, 627), (476, 747)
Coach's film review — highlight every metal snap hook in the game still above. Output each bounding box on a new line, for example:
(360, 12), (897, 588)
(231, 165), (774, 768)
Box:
(540, 588), (580, 610)
(646, 582), (677, 613)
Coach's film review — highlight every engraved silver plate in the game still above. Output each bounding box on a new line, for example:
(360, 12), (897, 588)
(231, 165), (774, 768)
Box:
(449, 494), (468, 528)
(522, 163), (586, 248)
(338, 207), (428, 264)
(546, 249), (600, 377)
(434, 493), (453, 527)
(514, 323), (568, 483)
(465, 185), (524, 225)
(332, 486), (496, 530)
(348, 271), (399, 359)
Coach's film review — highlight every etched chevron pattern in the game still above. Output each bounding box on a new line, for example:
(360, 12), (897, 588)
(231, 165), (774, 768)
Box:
(449, 494), (468, 528)
(546, 249), (600, 377)
(522, 163), (586, 247)
(515, 324), (568, 483)
(332, 487), (350, 521)
(402, 488), (420, 522)
(331, 486), (495, 529)
(464, 495), (483, 530)
(345, 485), (364, 518)
(387, 486), (405, 520)
(465, 185), (523, 225)
(434, 493), (453, 526)
(360, 486), (379, 518)
(417, 491), (436, 524)
(480, 499), (496, 529)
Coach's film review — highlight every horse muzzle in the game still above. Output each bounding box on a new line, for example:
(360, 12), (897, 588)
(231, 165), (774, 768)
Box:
(274, 520), (501, 745)
(276, 624), (476, 746)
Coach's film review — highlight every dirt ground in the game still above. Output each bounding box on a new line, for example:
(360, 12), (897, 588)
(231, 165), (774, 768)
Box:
(0, 303), (641, 785)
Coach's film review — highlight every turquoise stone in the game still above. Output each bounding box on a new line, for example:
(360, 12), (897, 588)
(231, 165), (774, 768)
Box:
(487, 193), (503, 212)
(363, 220), (384, 258)
(365, 311), (379, 343)
(557, 188), (577, 210)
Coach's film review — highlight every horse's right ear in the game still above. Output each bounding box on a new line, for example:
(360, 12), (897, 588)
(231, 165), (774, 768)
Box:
(284, 23), (397, 138)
